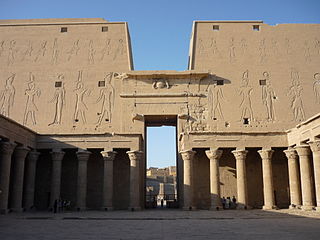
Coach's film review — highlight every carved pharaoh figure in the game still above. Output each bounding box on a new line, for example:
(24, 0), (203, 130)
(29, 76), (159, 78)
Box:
(0, 40), (5, 57)
(261, 72), (276, 121)
(8, 40), (17, 65)
(239, 70), (253, 121)
(100, 38), (111, 61)
(73, 70), (90, 123)
(287, 70), (305, 121)
(304, 41), (311, 62)
(21, 41), (33, 62)
(34, 40), (47, 62)
(23, 73), (41, 125)
(259, 38), (266, 63)
(113, 39), (124, 60)
(229, 37), (236, 62)
(208, 82), (224, 120)
(67, 40), (80, 61)
(51, 38), (59, 64)
(48, 75), (66, 125)
(88, 40), (95, 64)
(0, 74), (15, 117)
(313, 73), (320, 104)
(96, 72), (115, 125)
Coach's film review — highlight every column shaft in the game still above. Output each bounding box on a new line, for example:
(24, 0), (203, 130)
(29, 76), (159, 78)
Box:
(284, 148), (302, 208)
(50, 150), (65, 208)
(127, 151), (143, 210)
(259, 149), (277, 210)
(24, 151), (40, 210)
(180, 150), (196, 210)
(0, 142), (16, 214)
(232, 149), (249, 209)
(11, 147), (30, 212)
(205, 149), (223, 210)
(295, 145), (315, 210)
(101, 151), (117, 210)
(308, 141), (320, 210)
(76, 150), (91, 211)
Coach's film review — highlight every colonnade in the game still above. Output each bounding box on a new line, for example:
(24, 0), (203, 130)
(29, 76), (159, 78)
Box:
(284, 141), (320, 211)
(180, 143), (320, 211)
(0, 141), (144, 214)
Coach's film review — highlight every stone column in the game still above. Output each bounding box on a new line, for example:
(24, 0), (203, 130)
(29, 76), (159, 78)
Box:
(127, 150), (143, 211)
(180, 149), (196, 210)
(295, 145), (315, 210)
(283, 148), (302, 209)
(50, 149), (65, 208)
(76, 150), (91, 211)
(205, 148), (223, 210)
(11, 146), (30, 212)
(0, 142), (16, 214)
(101, 150), (117, 211)
(24, 150), (40, 210)
(232, 149), (249, 209)
(308, 141), (320, 211)
(258, 149), (277, 210)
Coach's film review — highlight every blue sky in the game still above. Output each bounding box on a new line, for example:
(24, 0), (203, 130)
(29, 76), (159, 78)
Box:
(1, 0), (319, 167)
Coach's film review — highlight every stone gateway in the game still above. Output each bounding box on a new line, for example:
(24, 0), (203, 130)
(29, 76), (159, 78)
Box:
(0, 18), (319, 213)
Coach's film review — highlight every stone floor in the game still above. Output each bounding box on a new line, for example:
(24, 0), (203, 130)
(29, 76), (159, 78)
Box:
(1, 209), (320, 239)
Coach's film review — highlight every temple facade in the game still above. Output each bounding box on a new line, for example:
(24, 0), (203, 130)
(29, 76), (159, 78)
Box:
(0, 18), (319, 213)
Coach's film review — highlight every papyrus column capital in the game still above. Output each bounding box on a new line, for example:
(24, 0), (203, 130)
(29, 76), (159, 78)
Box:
(180, 149), (196, 161)
(101, 151), (117, 161)
(205, 148), (223, 160)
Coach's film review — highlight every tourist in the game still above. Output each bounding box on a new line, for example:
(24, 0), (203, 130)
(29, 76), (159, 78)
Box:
(221, 197), (226, 209)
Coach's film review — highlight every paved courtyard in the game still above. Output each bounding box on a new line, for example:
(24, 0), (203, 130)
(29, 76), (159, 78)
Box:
(1, 209), (320, 240)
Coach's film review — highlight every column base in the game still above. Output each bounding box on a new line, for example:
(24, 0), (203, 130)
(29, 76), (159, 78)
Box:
(236, 204), (250, 210)
(301, 205), (315, 211)
(128, 207), (141, 211)
(289, 204), (301, 210)
(102, 207), (113, 211)
(182, 206), (196, 211)
(76, 207), (87, 211)
(210, 206), (223, 211)
(11, 208), (24, 212)
(262, 205), (278, 210)
(0, 208), (9, 214)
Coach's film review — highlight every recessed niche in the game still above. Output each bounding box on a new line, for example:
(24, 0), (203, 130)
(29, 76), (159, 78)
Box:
(60, 27), (68, 33)
(98, 81), (105, 87)
(55, 81), (62, 87)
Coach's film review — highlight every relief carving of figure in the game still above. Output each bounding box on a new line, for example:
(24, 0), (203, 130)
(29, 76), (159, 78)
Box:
(23, 73), (41, 125)
(210, 38), (221, 56)
(229, 37), (236, 62)
(239, 70), (253, 121)
(198, 38), (205, 55)
(113, 39), (124, 60)
(95, 73), (115, 125)
(208, 82), (224, 120)
(73, 70), (90, 123)
(48, 75), (65, 125)
(51, 38), (59, 64)
(8, 40), (17, 65)
(100, 38), (111, 61)
(315, 38), (320, 55)
(240, 38), (247, 55)
(0, 41), (5, 57)
(304, 41), (311, 62)
(67, 40), (80, 61)
(261, 72), (277, 121)
(285, 38), (292, 55)
(313, 73), (320, 104)
(88, 40), (95, 64)
(259, 38), (266, 63)
(0, 74), (15, 117)
(287, 70), (305, 121)
(21, 41), (33, 62)
(271, 39), (279, 56)
(34, 40), (47, 62)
